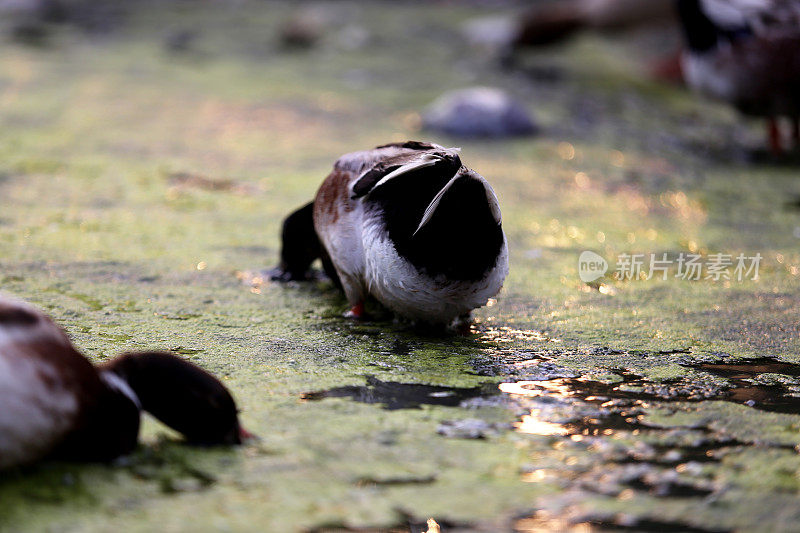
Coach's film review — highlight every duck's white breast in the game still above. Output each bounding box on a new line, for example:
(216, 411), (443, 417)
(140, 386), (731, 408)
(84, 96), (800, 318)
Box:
(361, 218), (509, 324)
(682, 50), (738, 103)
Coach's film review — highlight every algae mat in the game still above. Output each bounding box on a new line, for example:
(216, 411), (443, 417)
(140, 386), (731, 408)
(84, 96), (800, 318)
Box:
(1, 2), (800, 531)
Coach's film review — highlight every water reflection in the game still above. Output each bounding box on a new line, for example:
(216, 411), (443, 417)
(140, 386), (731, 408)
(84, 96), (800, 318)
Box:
(514, 415), (570, 436)
(499, 377), (625, 437)
(514, 512), (725, 533)
(477, 326), (560, 343)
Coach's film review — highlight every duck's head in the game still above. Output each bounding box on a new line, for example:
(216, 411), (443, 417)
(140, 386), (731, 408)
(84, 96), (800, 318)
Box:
(352, 144), (505, 282)
(101, 352), (249, 446)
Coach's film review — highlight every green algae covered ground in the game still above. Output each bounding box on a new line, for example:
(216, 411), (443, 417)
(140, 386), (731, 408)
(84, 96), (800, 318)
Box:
(1, 2), (800, 531)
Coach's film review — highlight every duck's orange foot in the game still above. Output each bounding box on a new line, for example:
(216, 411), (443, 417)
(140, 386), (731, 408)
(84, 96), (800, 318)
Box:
(344, 301), (365, 319)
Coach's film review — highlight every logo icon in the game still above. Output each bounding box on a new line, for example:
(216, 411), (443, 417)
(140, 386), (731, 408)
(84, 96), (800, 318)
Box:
(578, 251), (608, 282)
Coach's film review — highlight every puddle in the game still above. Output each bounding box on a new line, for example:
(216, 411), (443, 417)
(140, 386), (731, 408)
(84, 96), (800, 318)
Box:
(692, 359), (800, 414)
(516, 512), (731, 533)
(623, 476), (714, 499)
(584, 520), (730, 533)
(301, 376), (489, 410)
(500, 357), (800, 419)
(498, 368), (718, 414)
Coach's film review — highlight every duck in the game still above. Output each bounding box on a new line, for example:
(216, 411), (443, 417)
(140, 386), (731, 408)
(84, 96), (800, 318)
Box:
(509, 0), (674, 48)
(271, 141), (509, 326)
(676, 0), (800, 154)
(0, 295), (248, 470)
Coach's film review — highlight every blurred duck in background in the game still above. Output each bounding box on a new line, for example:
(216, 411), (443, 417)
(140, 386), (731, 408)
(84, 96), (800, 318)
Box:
(510, 0), (675, 47)
(676, 0), (800, 154)
(0, 295), (249, 470)
(463, 0), (681, 81)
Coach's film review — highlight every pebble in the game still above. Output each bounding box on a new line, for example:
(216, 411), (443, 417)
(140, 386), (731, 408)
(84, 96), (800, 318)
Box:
(422, 87), (538, 138)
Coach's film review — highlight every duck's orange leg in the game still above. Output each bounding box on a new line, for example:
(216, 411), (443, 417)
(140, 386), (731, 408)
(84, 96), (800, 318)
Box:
(768, 118), (783, 156)
(345, 301), (365, 319)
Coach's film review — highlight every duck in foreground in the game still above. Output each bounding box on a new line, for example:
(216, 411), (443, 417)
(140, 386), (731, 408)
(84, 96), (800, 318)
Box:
(676, 0), (800, 154)
(0, 295), (248, 470)
(272, 141), (509, 326)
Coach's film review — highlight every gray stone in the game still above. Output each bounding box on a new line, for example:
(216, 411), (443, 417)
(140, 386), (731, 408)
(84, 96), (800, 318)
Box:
(422, 87), (538, 138)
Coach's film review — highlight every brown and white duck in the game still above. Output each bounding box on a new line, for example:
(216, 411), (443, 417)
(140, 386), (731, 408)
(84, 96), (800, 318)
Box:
(272, 141), (509, 326)
(0, 295), (248, 470)
(677, 0), (800, 153)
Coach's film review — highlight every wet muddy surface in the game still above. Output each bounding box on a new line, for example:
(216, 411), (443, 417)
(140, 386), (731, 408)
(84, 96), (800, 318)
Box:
(500, 356), (800, 414)
(2, 0), (800, 531)
(302, 351), (800, 513)
(301, 357), (800, 425)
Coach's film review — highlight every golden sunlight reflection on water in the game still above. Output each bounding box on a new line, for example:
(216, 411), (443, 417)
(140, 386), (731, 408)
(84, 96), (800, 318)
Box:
(499, 380), (574, 398)
(515, 511), (593, 533)
(515, 415), (570, 436)
(499, 381), (575, 436)
(423, 518), (440, 533)
(478, 326), (560, 343)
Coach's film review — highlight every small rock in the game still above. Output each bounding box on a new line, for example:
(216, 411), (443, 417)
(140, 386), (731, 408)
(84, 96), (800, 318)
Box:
(335, 24), (369, 51)
(437, 418), (505, 439)
(661, 449), (683, 463)
(422, 87), (538, 138)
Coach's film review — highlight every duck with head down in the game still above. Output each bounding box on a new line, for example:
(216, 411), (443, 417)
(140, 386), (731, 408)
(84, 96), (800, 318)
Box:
(0, 295), (249, 470)
(272, 141), (509, 327)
